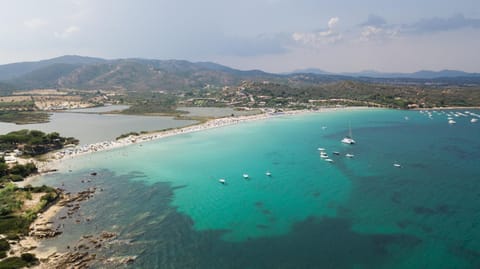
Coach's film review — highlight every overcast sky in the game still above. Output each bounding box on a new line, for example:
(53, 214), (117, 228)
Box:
(1, 0), (479, 73)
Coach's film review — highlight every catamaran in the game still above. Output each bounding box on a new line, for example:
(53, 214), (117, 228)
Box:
(341, 123), (356, 144)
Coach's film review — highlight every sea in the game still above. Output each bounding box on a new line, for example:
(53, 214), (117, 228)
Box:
(33, 108), (480, 269)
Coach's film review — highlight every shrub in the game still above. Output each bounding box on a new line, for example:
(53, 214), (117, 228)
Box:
(0, 256), (28, 269)
(0, 239), (9, 251)
(20, 253), (38, 264)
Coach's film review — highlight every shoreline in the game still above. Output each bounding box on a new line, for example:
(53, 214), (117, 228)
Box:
(26, 106), (373, 178)
(411, 106), (480, 111)
(14, 106), (373, 267)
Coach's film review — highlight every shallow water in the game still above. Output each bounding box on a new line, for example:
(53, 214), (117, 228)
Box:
(34, 109), (480, 268)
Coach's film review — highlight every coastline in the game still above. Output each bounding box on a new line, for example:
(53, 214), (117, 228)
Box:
(411, 106), (480, 110)
(26, 106), (372, 178)
(15, 106), (373, 267)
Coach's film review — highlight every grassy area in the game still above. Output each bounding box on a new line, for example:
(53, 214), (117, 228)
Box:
(0, 130), (78, 156)
(0, 183), (57, 268)
(0, 100), (35, 110)
(0, 254), (39, 269)
(118, 92), (179, 115)
(0, 111), (50, 124)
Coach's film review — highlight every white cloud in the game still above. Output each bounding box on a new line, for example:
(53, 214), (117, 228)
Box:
(292, 17), (342, 46)
(328, 17), (339, 29)
(360, 25), (398, 41)
(54, 26), (80, 39)
(24, 18), (48, 29)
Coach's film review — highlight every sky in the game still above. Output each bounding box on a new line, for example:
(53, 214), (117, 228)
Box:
(1, 0), (480, 73)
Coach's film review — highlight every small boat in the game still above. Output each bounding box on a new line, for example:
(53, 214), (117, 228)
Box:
(219, 178), (226, 184)
(265, 171), (272, 176)
(325, 158), (334, 163)
(320, 152), (329, 159)
(448, 119), (456, 124)
(393, 163), (401, 168)
(317, 148), (326, 151)
(345, 153), (354, 158)
(333, 151), (340, 155)
(471, 118), (478, 123)
(243, 174), (249, 179)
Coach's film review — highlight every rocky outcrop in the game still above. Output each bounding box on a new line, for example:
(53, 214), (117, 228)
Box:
(29, 188), (97, 239)
(39, 231), (122, 268)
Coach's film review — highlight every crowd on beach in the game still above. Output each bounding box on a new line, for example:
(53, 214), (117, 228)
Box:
(49, 109), (311, 162)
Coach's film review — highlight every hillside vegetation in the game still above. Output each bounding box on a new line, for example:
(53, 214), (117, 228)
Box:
(0, 56), (479, 113)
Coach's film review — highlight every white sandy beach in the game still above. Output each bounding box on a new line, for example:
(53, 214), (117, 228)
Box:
(29, 106), (369, 175)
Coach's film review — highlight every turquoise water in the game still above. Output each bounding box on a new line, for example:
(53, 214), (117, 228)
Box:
(35, 109), (480, 268)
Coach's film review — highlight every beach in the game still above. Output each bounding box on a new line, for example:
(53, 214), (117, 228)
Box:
(28, 107), (367, 175)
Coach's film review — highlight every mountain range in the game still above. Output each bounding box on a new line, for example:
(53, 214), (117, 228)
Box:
(0, 55), (479, 93)
(292, 68), (480, 79)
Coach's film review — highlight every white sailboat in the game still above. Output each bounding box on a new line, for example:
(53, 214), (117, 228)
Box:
(341, 123), (356, 144)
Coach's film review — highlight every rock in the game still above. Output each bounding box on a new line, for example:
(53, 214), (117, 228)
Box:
(99, 231), (117, 239)
(120, 256), (137, 264)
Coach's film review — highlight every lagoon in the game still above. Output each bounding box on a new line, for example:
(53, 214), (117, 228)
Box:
(0, 111), (196, 144)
